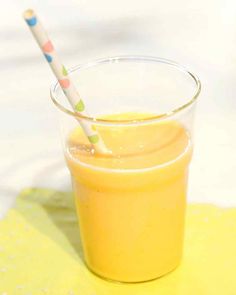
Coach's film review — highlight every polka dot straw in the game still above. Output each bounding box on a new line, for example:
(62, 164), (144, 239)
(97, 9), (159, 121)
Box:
(23, 9), (110, 154)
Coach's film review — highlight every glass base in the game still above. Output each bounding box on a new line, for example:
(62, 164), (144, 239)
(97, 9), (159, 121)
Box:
(85, 260), (181, 284)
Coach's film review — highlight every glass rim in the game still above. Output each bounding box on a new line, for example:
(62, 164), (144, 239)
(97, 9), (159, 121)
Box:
(50, 55), (201, 125)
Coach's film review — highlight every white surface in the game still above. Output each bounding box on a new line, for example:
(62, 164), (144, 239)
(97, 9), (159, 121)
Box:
(1, 0), (236, 218)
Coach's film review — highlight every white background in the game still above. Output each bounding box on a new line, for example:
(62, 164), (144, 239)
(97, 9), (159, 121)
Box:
(0, 0), (236, 218)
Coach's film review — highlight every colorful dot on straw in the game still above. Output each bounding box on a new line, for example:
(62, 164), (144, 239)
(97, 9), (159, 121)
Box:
(44, 53), (52, 63)
(75, 100), (85, 112)
(59, 78), (70, 88)
(88, 135), (99, 144)
(62, 65), (68, 76)
(42, 41), (54, 53)
(25, 16), (37, 26)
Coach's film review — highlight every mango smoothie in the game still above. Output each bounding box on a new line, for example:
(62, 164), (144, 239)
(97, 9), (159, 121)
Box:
(65, 113), (192, 282)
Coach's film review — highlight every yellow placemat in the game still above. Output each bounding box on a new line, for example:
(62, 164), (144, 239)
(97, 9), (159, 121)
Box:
(0, 188), (236, 295)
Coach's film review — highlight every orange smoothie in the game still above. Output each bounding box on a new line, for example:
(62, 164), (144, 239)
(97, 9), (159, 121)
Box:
(65, 113), (192, 282)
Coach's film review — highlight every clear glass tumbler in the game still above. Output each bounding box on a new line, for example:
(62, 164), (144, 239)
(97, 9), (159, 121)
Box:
(50, 56), (201, 283)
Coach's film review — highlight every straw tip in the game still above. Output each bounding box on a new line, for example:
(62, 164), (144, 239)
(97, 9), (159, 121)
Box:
(23, 9), (35, 20)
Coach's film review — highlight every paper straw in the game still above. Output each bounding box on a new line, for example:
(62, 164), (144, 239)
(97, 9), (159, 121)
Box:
(23, 9), (110, 154)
